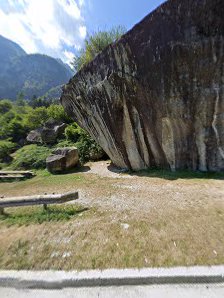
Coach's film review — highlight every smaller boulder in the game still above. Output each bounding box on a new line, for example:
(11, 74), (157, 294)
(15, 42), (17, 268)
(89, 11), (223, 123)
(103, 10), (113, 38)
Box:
(26, 120), (67, 145)
(46, 154), (66, 173)
(41, 120), (67, 145)
(46, 147), (79, 173)
(26, 128), (43, 144)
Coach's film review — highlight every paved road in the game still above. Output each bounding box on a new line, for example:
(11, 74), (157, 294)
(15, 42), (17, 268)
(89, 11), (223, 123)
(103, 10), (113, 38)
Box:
(1, 284), (224, 298)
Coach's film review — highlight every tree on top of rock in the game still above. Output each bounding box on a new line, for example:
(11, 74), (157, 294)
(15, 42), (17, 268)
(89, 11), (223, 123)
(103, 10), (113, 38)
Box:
(73, 26), (126, 72)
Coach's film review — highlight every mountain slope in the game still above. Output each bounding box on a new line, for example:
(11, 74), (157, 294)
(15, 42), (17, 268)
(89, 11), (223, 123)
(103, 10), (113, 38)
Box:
(0, 35), (26, 65)
(0, 35), (73, 100)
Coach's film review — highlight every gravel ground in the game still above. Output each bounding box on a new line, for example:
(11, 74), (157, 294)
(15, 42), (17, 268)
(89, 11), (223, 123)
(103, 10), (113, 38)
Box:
(77, 161), (224, 216)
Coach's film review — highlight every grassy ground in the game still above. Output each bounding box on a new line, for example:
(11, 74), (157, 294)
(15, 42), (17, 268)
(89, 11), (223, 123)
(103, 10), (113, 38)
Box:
(0, 162), (224, 270)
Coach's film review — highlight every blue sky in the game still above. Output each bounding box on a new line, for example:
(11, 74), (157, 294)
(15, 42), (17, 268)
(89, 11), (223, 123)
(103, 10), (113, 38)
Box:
(83, 0), (165, 32)
(0, 0), (165, 65)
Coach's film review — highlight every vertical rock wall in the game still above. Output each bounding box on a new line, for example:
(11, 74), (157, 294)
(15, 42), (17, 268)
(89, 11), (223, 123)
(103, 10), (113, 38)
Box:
(61, 0), (224, 171)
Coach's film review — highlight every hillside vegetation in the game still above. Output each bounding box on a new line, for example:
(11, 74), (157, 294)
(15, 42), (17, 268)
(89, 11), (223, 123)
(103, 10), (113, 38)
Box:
(0, 99), (104, 170)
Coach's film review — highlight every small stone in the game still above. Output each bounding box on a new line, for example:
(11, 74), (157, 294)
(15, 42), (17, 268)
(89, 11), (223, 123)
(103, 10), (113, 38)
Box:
(121, 223), (129, 230)
(62, 252), (71, 258)
(51, 252), (60, 258)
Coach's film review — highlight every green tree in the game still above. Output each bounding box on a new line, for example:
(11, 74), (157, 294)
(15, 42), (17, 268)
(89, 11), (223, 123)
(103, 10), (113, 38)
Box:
(25, 107), (49, 130)
(29, 95), (53, 108)
(16, 91), (26, 106)
(47, 104), (72, 123)
(73, 26), (126, 71)
(0, 99), (13, 114)
(0, 140), (16, 162)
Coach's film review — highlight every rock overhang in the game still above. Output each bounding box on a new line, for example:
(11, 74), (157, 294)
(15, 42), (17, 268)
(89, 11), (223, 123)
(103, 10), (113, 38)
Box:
(61, 0), (224, 172)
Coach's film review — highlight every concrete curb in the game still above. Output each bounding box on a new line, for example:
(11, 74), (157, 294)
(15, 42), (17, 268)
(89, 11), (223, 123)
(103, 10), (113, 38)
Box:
(0, 266), (224, 289)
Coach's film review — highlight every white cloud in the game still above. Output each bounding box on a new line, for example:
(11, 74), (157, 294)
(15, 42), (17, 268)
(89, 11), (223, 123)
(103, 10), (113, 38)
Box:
(79, 26), (87, 39)
(78, 0), (85, 7)
(0, 0), (87, 63)
(63, 50), (75, 67)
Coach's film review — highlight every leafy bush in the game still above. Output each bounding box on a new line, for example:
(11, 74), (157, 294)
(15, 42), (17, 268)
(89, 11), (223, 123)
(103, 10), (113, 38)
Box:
(0, 99), (13, 114)
(54, 139), (76, 148)
(0, 104), (33, 141)
(47, 104), (72, 123)
(7, 118), (28, 142)
(11, 145), (51, 170)
(24, 107), (49, 130)
(64, 123), (84, 143)
(0, 140), (17, 162)
(65, 123), (104, 163)
(76, 134), (104, 164)
(0, 101), (72, 143)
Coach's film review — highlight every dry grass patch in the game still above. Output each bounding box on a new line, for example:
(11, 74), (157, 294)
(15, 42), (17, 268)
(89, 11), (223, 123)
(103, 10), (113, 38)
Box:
(0, 203), (224, 270)
(0, 163), (224, 270)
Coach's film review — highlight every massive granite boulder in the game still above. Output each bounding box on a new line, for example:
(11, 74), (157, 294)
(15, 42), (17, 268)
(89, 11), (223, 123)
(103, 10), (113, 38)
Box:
(61, 0), (224, 172)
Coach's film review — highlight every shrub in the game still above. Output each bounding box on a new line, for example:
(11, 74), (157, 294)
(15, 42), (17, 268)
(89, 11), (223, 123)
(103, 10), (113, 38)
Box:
(24, 106), (49, 130)
(0, 99), (13, 114)
(47, 104), (72, 123)
(73, 26), (126, 71)
(64, 123), (84, 143)
(0, 140), (17, 162)
(54, 140), (76, 148)
(7, 118), (28, 142)
(76, 133), (104, 164)
(11, 145), (51, 170)
(65, 123), (105, 163)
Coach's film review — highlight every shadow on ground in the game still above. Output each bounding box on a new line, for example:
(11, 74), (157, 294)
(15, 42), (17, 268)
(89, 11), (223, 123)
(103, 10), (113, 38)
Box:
(107, 164), (224, 181)
(51, 165), (91, 175)
(131, 169), (224, 180)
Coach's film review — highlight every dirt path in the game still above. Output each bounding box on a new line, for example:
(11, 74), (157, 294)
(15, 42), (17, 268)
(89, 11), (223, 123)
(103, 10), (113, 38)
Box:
(74, 161), (224, 217)
(86, 161), (133, 178)
(1, 161), (223, 217)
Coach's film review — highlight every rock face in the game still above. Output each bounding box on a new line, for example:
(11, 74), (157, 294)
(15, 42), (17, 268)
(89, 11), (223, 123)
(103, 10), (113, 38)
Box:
(46, 147), (79, 173)
(61, 0), (224, 172)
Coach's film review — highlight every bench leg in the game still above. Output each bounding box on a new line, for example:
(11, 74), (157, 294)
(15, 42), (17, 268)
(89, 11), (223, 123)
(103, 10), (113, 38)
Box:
(43, 204), (48, 211)
(0, 207), (4, 215)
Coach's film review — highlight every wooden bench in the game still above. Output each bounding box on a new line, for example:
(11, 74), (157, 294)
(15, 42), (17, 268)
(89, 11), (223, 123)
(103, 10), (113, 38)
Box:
(0, 191), (79, 214)
(0, 171), (35, 180)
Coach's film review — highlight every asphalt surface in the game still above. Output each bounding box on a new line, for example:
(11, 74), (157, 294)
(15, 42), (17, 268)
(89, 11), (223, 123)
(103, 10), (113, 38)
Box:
(1, 284), (224, 298)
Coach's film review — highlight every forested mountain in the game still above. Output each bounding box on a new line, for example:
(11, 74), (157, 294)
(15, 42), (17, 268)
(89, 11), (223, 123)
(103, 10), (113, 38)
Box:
(0, 35), (73, 100)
